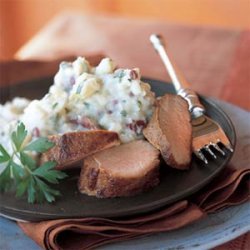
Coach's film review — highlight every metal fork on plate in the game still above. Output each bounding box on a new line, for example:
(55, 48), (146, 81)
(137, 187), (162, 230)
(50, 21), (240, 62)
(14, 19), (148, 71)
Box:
(150, 34), (233, 164)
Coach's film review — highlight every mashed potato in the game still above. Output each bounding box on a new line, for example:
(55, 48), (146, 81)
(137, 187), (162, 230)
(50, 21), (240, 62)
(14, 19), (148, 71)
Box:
(0, 57), (155, 144)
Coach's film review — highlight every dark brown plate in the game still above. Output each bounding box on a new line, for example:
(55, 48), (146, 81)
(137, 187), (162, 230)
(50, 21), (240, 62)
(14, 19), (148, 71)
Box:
(0, 77), (236, 221)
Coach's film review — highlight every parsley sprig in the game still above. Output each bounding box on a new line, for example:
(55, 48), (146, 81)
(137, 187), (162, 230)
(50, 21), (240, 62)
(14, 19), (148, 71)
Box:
(0, 122), (67, 203)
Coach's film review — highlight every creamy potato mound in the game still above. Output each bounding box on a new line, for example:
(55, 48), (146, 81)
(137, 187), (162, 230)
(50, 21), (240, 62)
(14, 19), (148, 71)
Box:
(0, 57), (155, 145)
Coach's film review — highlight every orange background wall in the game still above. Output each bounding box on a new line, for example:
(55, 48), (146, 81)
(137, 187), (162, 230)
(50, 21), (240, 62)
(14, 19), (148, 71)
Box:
(1, 0), (249, 60)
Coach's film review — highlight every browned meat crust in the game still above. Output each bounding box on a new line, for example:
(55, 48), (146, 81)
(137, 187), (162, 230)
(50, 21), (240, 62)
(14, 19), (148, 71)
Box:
(41, 130), (120, 170)
(143, 94), (192, 169)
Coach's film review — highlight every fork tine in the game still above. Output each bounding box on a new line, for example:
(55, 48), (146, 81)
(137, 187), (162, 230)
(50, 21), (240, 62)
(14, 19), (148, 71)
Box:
(217, 139), (234, 153)
(194, 150), (208, 164)
(211, 143), (225, 156)
(205, 145), (217, 159)
(225, 143), (234, 152)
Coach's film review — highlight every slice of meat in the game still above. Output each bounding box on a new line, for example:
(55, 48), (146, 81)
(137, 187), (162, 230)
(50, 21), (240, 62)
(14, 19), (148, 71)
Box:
(41, 130), (120, 170)
(143, 94), (192, 169)
(78, 140), (160, 198)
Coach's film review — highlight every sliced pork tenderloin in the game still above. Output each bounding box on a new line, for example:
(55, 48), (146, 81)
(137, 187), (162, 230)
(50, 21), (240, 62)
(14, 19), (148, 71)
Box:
(78, 140), (160, 198)
(41, 130), (120, 170)
(143, 94), (192, 169)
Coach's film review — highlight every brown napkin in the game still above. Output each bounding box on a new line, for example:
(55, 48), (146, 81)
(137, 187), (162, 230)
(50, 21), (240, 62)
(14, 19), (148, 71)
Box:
(19, 201), (204, 250)
(1, 56), (249, 250)
(18, 165), (249, 250)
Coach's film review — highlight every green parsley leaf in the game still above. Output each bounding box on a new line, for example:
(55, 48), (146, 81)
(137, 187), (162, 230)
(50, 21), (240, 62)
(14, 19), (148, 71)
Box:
(11, 122), (27, 151)
(114, 70), (125, 82)
(35, 178), (61, 203)
(0, 164), (12, 192)
(20, 152), (36, 170)
(84, 102), (90, 108)
(27, 178), (36, 203)
(34, 161), (67, 184)
(52, 102), (58, 109)
(137, 100), (142, 109)
(0, 122), (67, 204)
(0, 144), (10, 163)
(76, 84), (82, 94)
(11, 161), (25, 181)
(120, 110), (127, 117)
(24, 137), (55, 153)
(16, 178), (29, 198)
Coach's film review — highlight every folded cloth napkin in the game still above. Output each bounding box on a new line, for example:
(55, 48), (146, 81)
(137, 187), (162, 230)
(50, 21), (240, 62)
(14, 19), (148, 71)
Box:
(1, 55), (249, 250)
(19, 201), (204, 250)
(19, 164), (249, 250)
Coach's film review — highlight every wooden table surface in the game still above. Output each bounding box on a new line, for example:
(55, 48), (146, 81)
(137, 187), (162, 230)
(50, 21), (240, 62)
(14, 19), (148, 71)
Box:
(14, 13), (250, 249)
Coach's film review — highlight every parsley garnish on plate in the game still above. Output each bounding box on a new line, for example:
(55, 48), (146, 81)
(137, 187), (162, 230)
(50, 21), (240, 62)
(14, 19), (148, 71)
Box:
(114, 70), (126, 82)
(0, 122), (67, 204)
(52, 102), (58, 109)
(120, 110), (127, 117)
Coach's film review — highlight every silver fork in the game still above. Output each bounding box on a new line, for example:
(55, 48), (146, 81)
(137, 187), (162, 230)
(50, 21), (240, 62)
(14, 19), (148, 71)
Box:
(150, 34), (233, 164)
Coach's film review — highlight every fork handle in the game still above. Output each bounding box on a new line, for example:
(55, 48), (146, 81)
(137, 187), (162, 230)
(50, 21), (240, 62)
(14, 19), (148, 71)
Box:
(150, 34), (205, 118)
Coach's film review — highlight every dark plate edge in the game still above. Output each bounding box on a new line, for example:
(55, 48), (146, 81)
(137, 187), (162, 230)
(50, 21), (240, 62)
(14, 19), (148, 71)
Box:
(0, 77), (237, 221)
